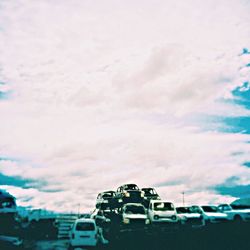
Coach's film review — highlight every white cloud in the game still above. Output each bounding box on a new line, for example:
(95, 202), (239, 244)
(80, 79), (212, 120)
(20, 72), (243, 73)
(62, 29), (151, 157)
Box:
(0, 0), (250, 212)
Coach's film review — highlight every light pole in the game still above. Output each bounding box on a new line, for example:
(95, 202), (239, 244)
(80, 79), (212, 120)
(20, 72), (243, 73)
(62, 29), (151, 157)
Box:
(182, 191), (185, 206)
(78, 203), (81, 217)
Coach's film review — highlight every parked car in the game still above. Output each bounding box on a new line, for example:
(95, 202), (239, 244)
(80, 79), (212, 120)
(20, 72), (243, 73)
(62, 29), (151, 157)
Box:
(69, 218), (101, 249)
(116, 184), (144, 205)
(120, 203), (150, 230)
(91, 209), (111, 225)
(148, 200), (179, 224)
(218, 204), (250, 221)
(176, 206), (205, 227)
(96, 191), (117, 210)
(141, 188), (160, 208)
(192, 205), (229, 224)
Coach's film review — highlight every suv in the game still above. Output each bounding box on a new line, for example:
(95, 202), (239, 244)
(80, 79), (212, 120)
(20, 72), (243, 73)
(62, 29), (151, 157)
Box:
(116, 184), (144, 205)
(218, 204), (250, 222)
(96, 191), (116, 210)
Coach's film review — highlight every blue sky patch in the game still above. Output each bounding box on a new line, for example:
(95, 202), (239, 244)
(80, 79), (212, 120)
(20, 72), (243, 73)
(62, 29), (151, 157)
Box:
(214, 176), (250, 199)
(0, 90), (11, 100)
(0, 173), (32, 188)
(215, 184), (250, 199)
(243, 162), (250, 168)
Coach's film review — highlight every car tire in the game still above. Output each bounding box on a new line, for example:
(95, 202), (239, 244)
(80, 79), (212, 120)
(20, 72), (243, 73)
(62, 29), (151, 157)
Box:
(233, 215), (242, 222)
(68, 244), (74, 250)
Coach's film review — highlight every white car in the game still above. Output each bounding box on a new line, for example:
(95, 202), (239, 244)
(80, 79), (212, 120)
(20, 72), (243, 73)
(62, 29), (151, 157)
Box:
(192, 205), (229, 224)
(176, 206), (205, 227)
(120, 203), (150, 229)
(148, 200), (179, 223)
(218, 204), (250, 221)
(69, 218), (100, 249)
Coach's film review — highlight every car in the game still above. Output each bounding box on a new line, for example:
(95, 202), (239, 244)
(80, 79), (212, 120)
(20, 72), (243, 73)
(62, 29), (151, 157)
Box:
(218, 204), (250, 222)
(141, 188), (160, 208)
(116, 184), (145, 205)
(120, 203), (150, 230)
(192, 205), (229, 224)
(91, 209), (111, 227)
(176, 206), (205, 227)
(69, 218), (100, 249)
(96, 191), (117, 210)
(148, 200), (179, 224)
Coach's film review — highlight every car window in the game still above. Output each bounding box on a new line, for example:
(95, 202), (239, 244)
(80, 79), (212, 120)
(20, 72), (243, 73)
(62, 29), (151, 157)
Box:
(124, 184), (139, 190)
(154, 202), (174, 211)
(220, 205), (232, 211)
(124, 205), (145, 214)
(76, 222), (95, 231)
(143, 189), (156, 195)
(201, 206), (219, 213)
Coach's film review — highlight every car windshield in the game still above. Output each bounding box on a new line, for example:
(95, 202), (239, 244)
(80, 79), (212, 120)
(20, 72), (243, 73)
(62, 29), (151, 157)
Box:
(76, 222), (95, 231)
(142, 188), (157, 195)
(124, 184), (139, 191)
(176, 207), (196, 214)
(125, 205), (145, 214)
(202, 206), (219, 213)
(154, 202), (174, 211)
(219, 205), (232, 211)
(0, 198), (16, 208)
(102, 192), (114, 198)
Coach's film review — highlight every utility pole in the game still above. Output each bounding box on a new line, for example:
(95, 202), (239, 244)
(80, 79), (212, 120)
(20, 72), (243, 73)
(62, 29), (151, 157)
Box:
(182, 191), (185, 206)
(78, 203), (81, 218)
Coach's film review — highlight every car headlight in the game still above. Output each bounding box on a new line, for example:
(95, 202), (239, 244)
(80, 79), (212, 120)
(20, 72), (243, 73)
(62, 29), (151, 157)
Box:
(124, 192), (130, 197)
(145, 219), (150, 225)
(123, 218), (130, 224)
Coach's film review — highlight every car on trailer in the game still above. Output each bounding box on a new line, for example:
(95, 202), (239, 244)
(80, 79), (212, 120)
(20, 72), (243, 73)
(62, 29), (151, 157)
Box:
(116, 184), (145, 206)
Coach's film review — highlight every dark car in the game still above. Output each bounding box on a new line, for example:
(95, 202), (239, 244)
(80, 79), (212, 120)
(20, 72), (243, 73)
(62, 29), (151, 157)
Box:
(141, 188), (160, 208)
(116, 184), (144, 206)
(96, 191), (117, 210)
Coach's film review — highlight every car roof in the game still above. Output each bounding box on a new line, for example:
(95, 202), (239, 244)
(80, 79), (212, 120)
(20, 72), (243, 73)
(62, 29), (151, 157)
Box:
(150, 200), (173, 203)
(123, 203), (144, 207)
(121, 183), (138, 187)
(75, 218), (95, 223)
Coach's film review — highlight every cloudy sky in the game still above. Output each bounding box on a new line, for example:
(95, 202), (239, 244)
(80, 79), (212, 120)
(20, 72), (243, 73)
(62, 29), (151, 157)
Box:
(0, 0), (250, 212)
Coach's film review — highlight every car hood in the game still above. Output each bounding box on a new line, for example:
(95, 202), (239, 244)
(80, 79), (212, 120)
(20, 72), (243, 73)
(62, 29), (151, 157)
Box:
(178, 213), (201, 219)
(231, 209), (250, 213)
(152, 210), (176, 216)
(204, 212), (227, 218)
(124, 214), (147, 220)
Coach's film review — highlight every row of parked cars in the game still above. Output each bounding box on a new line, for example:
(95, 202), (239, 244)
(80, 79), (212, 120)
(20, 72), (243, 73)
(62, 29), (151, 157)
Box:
(68, 184), (250, 249)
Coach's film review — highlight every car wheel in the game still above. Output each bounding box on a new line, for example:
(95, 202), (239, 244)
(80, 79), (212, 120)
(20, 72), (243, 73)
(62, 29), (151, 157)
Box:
(68, 244), (74, 250)
(234, 215), (242, 222)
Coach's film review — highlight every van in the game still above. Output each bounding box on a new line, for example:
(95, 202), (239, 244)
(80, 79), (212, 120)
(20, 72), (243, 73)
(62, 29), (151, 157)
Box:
(69, 218), (99, 249)
(148, 200), (179, 223)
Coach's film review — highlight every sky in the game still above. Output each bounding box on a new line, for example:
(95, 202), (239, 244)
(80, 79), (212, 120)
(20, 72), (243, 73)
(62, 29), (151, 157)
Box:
(0, 0), (250, 213)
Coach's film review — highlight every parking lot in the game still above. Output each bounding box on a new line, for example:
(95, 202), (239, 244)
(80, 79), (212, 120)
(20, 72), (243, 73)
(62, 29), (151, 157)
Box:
(15, 221), (249, 250)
